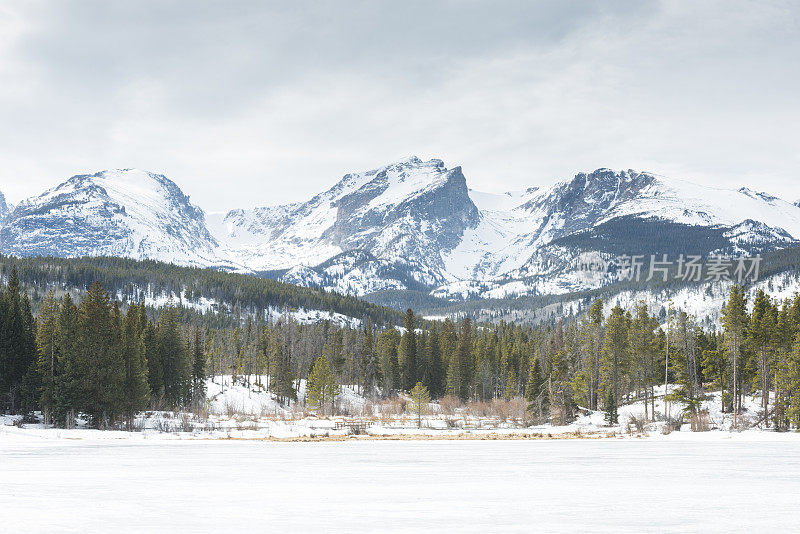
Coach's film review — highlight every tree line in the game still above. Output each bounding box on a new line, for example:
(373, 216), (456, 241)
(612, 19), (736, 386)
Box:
(4, 266), (800, 431)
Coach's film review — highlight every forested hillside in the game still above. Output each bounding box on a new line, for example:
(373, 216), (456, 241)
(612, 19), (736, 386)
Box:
(4, 260), (800, 432)
(0, 255), (402, 326)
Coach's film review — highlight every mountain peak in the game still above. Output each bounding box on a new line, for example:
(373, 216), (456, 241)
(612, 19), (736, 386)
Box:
(1, 169), (230, 268)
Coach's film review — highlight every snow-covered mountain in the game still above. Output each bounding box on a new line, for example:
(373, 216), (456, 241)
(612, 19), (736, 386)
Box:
(0, 169), (236, 269)
(214, 156), (478, 288)
(3, 159), (800, 319)
(210, 159), (800, 300)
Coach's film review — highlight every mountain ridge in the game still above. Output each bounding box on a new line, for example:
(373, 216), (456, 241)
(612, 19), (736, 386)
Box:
(2, 158), (799, 312)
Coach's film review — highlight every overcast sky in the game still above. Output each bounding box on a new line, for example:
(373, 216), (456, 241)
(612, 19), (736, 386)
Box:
(1, 0), (798, 210)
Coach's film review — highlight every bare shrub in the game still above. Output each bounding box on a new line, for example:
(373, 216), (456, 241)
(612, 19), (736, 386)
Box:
(626, 414), (647, 434)
(153, 418), (176, 433)
(732, 414), (754, 432)
(492, 397), (528, 424)
(466, 401), (491, 418)
(438, 395), (462, 415)
(224, 400), (244, 418)
(179, 413), (194, 432)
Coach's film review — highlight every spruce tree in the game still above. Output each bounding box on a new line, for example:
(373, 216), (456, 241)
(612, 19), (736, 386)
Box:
(360, 319), (378, 398)
(426, 326), (445, 398)
(54, 293), (79, 426)
(526, 356), (547, 417)
(77, 282), (125, 427)
(270, 341), (296, 404)
(600, 306), (630, 425)
(400, 309), (417, 390)
(0, 267), (38, 413)
(121, 304), (150, 430)
(722, 285), (748, 422)
(36, 291), (61, 424)
(307, 355), (337, 415)
(377, 328), (400, 396)
(157, 305), (189, 407)
(409, 382), (431, 428)
(142, 320), (161, 404)
(191, 326), (207, 406)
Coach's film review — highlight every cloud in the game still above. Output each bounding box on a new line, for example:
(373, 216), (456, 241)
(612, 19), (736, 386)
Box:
(0, 0), (797, 210)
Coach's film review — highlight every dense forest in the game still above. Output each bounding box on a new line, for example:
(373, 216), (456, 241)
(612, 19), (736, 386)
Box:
(0, 254), (403, 326)
(3, 262), (800, 431)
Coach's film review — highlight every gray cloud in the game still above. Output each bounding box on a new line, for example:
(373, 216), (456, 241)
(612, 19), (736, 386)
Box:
(0, 0), (797, 210)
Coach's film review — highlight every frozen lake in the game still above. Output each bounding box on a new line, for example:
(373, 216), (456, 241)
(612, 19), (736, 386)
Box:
(3, 436), (800, 533)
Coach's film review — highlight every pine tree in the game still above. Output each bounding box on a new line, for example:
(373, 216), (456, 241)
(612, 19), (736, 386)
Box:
(409, 382), (431, 428)
(191, 326), (206, 405)
(121, 303), (150, 430)
(77, 282), (125, 427)
(157, 305), (189, 407)
(400, 309), (418, 390)
(426, 326), (445, 398)
(377, 328), (400, 396)
(628, 302), (659, 421)
(142, 320), (161, 404)
(360, 319), (378, 398)
(270, 340), (296, 404)
(722, 285), (748, 423)
(600, 306), (630, 425)
(747, 290), (777, 423)
(503, 366), (517, 400)
(526, 356), (547, 418)
(0, 267), (38, 413)
(54, 293), (79, 426)
(36, 291), (61, 424)
(307, 355), (337, 415)
(448, 319), (473, 401)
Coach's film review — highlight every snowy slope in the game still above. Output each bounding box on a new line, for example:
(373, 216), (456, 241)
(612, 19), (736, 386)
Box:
(0, 169), (236, 269)
(216, 156), (479, 283)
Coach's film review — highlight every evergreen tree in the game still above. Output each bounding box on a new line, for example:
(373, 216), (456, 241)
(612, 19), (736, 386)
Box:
(628, 302), (659, 421)
(157, 305), (190, 407)
(121, 304), (150, 430)
(747, 290), (777, 422)
(307, 355), (337, 414)
(54, 293), (79, 426)
(526, 356), (547, 417)
(600, 306), (630, 425)
(448, 318), (474, 401)
(409, 382), (431, 428)
(360, 319), (378, 398)
(191, 326), (207, 405)
(270, 340), (296, 404)
(142, 320), (161, 404)
(77, 282), (125, 427)
(377, 328), (400, 396)
(722, 285), (748, 422)
(36, 291), (61, 423)
(400, 309), (418, 390)
(0, 267), (38, 413)
(425, 326), (445, 398)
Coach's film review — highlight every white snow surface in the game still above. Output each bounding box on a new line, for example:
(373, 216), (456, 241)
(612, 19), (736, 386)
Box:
(3, 428), (800, 532)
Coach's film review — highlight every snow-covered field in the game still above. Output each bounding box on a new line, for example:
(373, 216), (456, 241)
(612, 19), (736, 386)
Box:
(3, 435), (800, 533)
(4, 379), (800, 531)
